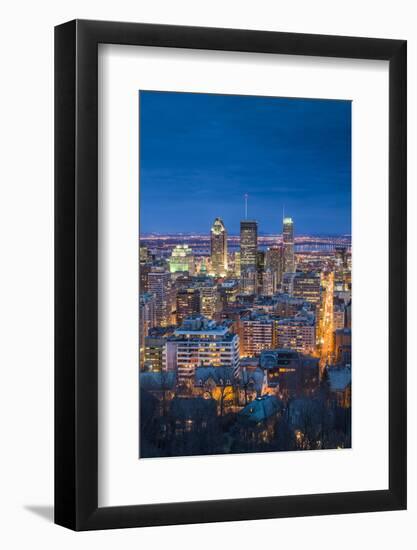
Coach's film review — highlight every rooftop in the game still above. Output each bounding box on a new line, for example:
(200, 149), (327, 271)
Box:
(174, 315), (231, 337)
(195, 366), (236, 386)
(239, 395), (282, 423)
(277, 314), (315, 326)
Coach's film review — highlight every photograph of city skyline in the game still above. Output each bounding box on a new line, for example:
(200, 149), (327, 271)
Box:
(139, 91), (352, 459)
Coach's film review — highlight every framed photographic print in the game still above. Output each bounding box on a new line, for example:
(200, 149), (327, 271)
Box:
(55, 20), (407, 530)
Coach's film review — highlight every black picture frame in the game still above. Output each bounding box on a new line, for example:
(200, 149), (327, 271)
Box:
(55, 19), (407, 531)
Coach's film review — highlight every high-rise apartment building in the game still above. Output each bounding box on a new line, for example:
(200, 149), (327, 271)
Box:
(210, 217), (228, 276)
(147, 268), (172, 327)
(240, 313), (274, 357)
(275, 314), (316, 354)
(167, 315), (240, 381)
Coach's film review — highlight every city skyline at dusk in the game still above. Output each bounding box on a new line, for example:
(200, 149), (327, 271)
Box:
(139, 91), (352, 459)
(139, 91), (351, 235)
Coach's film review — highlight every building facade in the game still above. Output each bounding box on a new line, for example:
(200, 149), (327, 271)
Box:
(143, 335), (166, 372)
(275, 315), (316, 354)
(167, 315), (241, 382)
(292, 272), (321, 308)
(210, 217), (228, 276)
(240, 266), (257, 295)
(282, 216), (295, 273)
(240, 220), (258, 271)
(240, 314), (274, 357)
(139, 293), (157, 368)
(199, 284), (219, 319)
(265, 245), (283, 292)
(147, 268), (172, 327)
(176, 287), (200, 325)
(169, 244), (195, 274)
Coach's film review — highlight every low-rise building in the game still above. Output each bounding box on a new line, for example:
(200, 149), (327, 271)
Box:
(260, 349), (319, 397)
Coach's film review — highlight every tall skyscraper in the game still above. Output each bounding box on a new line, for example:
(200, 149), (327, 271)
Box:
(265, 245), (283, 292)
(240, 220), (258, 271)
(283, 217), (295, 273)
(210, 217), (228, 276)
(147, 268), (172, 327)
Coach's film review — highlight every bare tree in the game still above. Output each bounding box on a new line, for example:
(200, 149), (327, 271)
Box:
(202, 375), (235, 416)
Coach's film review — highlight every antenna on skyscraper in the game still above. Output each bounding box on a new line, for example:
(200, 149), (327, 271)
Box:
(282, 205), (285, 223)
(244, 194), (248, 220)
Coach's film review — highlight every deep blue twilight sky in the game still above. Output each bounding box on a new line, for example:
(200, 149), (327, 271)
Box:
(139, 91), (351, 235)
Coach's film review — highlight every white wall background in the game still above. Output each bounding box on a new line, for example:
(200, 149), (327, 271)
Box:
(0, 1), (415, 548)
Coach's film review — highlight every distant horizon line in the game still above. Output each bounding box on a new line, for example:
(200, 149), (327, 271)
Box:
(140, 231), (352, 238)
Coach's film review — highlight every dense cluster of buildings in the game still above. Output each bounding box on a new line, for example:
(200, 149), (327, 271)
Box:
(139, 215), (352, 457)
